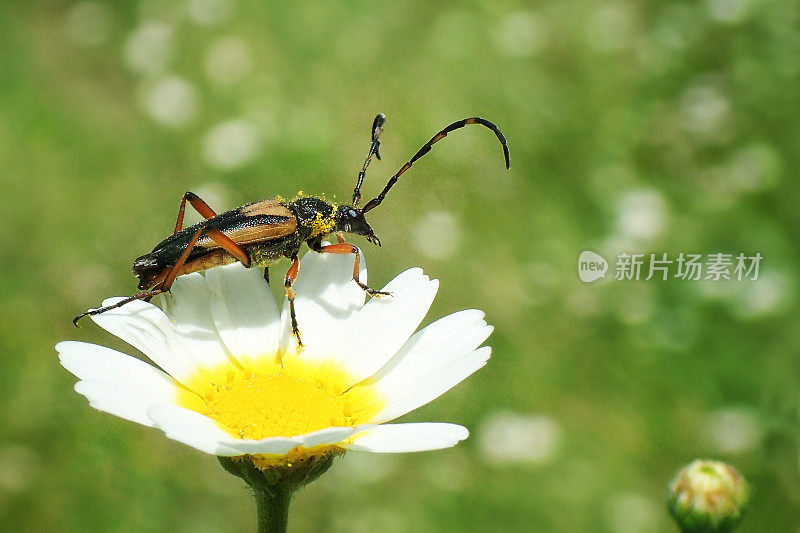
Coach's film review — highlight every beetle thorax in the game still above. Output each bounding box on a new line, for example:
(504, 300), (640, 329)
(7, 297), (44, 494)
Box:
(291, 197), (337, 240)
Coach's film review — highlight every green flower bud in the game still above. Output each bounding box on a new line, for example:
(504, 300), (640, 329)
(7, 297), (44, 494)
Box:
(668, 460), (749, 533)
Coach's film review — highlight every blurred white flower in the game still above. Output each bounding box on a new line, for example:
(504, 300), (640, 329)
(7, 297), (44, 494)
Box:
(0, 445), (41, 493)
(492, 11), (549, 57)
(704, 407), (763, 454)
(202, 118), (262, 170)
(651, 5), (702, 52)
(58, 255), (492, 465)
(697, 270), (792, 319)
(680, 80), (734, 143)
(477, 411), (561, 465)
(726, 143), (782, 193)
(707, 0), (754, 24)
(604, 493), (661, 533)
(731, 270), (792, 318)
(205, 37), (252, 86)
(586, 5), (636, 53)
(613, 188), (668, 245)
(412, 211), (461, 260)
(186, 0), (233, 26)
(333, 451), (400, 488)
(139, 76), (198, 128)
(124, 22), (174, 76)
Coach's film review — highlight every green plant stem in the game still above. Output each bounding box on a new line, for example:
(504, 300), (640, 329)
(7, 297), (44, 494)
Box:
(253, 484), (292, 533)
(218, 452), (340, 533)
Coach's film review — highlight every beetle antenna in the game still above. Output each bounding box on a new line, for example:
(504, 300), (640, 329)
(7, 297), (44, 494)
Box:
(361, 117), (510, 213)
(352, 113), (386, 206)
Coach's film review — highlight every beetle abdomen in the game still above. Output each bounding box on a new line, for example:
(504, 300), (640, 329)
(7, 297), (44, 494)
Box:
(134, 249), (241, 290)
(247, 237), (299, 267)
(133, 251), (171, 289)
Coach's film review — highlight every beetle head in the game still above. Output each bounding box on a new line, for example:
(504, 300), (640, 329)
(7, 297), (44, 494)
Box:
(335, 205), (380, 246)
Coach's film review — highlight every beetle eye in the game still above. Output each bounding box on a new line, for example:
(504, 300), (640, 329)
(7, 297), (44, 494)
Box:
(347, 209), (358, 219)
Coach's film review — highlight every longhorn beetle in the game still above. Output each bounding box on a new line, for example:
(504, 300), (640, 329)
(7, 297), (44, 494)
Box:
(74, 114), (511, 347)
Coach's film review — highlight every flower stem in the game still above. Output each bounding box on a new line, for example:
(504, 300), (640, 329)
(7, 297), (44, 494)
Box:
(253, 484), (292, 533)
(218, 452), (340, 533)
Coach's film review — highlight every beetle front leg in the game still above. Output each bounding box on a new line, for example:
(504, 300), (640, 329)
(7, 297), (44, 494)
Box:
(284, 255), (303, 348)
(315, 242), (390, 297)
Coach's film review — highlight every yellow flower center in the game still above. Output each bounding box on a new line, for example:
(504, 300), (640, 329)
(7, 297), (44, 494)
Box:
(176, 355), (383, 442)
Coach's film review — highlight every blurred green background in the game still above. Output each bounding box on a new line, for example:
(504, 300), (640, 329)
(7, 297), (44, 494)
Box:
(1, 0), (798, 531)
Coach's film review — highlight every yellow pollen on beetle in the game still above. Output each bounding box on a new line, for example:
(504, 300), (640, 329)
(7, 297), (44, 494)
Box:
(307, 211), (336, 238)
(175, 356), (383, 442)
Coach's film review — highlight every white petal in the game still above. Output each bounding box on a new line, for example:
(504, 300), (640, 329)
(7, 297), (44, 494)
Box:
(223, 426), (364, 455)
(369, 347), (491, 424)
(148, 404), (321, 456)
(90, 298), (200, 382)
(375, 310), (491, 381)
(222, 424), (372, 454)
(74, 380), (170, 428)
(330, 268), (438, 385)
(57, 341), (177, 400)
(360, 310), (493, 423)
(204, 263), (281, 360)
(278, 245), (367, 358)
(147, 404), (245, 456)
(345, 423), (469, 453)
(298, 426), (362, 448)
(222, 437), (303, 456)
(157, 273), (232, 369)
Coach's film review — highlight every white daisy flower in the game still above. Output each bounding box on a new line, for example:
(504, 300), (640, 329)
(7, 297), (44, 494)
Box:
(57, 250), (492, 467)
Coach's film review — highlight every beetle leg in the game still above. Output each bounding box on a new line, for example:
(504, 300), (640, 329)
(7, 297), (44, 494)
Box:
(74, 225), (251, 326)
(72, 288), (167, 326)
(163, 225), (252, 282)
(316, 242), (390, 297)
(174, 191), (218, 233)
(263, 267), (269, 284)
(73, 227), (205, 326)
(284, 255), (303, 347)
(204, 228), (251, 267)
(161, 227), (205, 290)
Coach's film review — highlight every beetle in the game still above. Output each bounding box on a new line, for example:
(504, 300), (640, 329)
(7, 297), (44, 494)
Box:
(73, 114), (511, 347)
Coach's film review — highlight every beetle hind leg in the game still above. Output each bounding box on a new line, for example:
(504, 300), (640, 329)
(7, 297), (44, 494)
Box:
(74, 224), (253, 326)
(74, 227), (206, 326)
(72, 288), (166, 326)
(174, 191), (218, 233)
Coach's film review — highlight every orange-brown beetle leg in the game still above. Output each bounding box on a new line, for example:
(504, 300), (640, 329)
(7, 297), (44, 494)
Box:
(174, 191), (218, 233)
(284, 255), (303, 347)
(316, 242), (390, 297)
